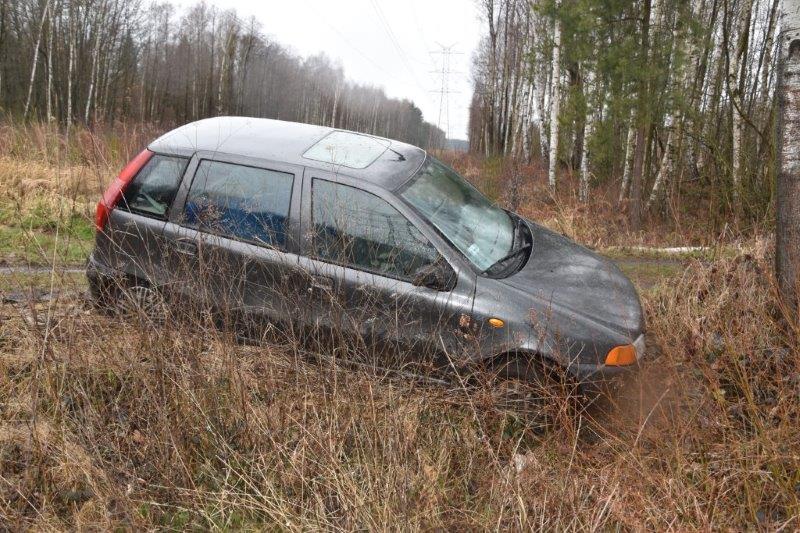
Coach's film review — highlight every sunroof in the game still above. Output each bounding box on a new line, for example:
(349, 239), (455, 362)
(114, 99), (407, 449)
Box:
(303, 131), (390, 169)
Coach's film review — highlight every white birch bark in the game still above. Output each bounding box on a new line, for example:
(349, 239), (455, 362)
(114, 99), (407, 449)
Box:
(84, 7), (105, 124)
(547, 5), (562, 190)
(537, 15), (550, 159)
(23, 0), (51, 119)
(729, 1), (753, 199)
(66, 7), (73, 127)
(532, 78), (546, 158)
(619, 108), (637, 202)
(520, 80), (534, 162)
(776, 0), (800, 307)
(46, 8), (53, 122)
(579, 65), (595, 202)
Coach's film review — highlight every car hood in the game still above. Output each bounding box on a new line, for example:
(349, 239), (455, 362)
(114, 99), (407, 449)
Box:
(497, 221), (644, 340)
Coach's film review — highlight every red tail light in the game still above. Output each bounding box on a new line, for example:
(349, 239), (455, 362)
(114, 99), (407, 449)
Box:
(95, 149), (154, 232)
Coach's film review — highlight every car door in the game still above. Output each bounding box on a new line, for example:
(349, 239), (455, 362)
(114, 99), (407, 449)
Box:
(162, 152), (305, 331)
(298, 171), (476, 373)
(97, 153), (189, 285)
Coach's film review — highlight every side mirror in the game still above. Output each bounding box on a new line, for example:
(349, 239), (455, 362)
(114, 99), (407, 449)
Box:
(412, 257), (456, 291)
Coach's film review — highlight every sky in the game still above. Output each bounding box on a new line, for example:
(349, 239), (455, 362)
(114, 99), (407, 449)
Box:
(204, 0), (482, 141)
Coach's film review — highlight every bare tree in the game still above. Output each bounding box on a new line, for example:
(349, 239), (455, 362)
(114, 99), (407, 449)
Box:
(23, 0), (51, 118)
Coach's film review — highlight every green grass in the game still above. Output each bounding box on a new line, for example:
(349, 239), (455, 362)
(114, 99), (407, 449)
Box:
(0, 222), (93, 265)
(0, 198), (94, 265)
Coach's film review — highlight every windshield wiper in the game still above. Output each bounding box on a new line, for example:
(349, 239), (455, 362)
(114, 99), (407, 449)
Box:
(481, 242), (532, 274)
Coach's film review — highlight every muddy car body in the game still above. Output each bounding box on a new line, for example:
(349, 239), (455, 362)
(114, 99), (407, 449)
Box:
(88, 117), (645, 389)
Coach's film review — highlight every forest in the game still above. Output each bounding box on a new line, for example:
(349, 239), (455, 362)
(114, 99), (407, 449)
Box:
(0, 0), (444, 148)
(469, 0), (780, 229)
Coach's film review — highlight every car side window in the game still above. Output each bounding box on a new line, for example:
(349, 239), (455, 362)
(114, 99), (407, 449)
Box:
(121, 154), (188, 218)
(184, 160), (294, 248)
(311, 179), (439, 279)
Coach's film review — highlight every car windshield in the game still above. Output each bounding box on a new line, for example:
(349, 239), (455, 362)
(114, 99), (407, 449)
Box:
(400, 157), (514, 272)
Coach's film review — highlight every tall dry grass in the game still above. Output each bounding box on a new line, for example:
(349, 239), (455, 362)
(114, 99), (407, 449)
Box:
(0, 122), (166, 266)
(2, 220), (798, 530)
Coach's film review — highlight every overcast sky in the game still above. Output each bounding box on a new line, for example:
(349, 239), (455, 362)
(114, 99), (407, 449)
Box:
(204, 0), (482, 140)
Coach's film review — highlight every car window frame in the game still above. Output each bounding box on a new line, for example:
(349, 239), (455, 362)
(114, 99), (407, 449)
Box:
(169, 151), (304, 254)
(304, 174), (450, 284)
(117, 152), (190, 221)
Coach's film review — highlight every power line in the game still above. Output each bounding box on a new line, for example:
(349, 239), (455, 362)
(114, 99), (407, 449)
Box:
(299, 0), (419, 91)
(368, 0), (430, 96)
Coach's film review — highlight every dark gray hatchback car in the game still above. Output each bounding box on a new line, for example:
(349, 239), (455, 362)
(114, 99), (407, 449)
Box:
(88, 117), (645, 389)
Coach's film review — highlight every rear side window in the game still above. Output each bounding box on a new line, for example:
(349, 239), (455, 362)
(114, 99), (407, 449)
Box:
(311, 179), (438, 279)
(184, 160), (293, 248)
(121, 154), (188, 218)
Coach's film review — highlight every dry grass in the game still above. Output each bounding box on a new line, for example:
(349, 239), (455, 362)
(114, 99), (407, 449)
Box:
(0, 125), (798, 530)
(0, 122), (162, 266)
(1, 248), (798, 529)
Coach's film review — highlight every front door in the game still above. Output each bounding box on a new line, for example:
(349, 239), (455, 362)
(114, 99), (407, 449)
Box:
(299, 173), (475, 373)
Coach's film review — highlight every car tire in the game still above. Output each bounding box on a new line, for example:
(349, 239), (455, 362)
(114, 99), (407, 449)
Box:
(117, 284), (168, 325)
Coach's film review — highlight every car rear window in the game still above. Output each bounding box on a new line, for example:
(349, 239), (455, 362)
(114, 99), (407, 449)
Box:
(184, 160), (294, 248)
(120, 154), (188, 218)
(302, 131), (390, 169)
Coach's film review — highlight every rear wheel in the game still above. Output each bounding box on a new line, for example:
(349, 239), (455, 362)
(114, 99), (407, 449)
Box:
(117, 284), (167, 325)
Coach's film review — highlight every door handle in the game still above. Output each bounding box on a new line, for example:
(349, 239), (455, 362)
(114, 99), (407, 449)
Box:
(175, 238), (198, 256)
(308, 275), (334, 293)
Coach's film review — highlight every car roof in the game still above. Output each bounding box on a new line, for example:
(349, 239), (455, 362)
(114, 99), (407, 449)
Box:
(148, 116), (428, 190)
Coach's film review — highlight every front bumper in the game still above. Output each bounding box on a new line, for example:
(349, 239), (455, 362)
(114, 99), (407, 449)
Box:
(566, 333), (647, 395)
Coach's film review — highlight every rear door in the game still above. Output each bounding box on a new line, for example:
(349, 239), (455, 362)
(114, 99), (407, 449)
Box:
(97, 153), (189, 285)
(298, 171), (476, 372)
(163, 152), (305, 328)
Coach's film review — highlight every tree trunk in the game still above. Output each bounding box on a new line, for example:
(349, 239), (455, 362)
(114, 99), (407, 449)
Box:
(46, 7), (53, 122)
(776, 0), (800, 313)
(647, 15), (682, 209)
(728, 0), (753, 201)
(66, 4), (73, 128)
(619, 108), (637, 201)
(84, 7), (105, 124)
(630, 0), (652, 230)
(23, 0), (51, 119)
(579, 63), (595, 202)
(548, 4), (562, 190)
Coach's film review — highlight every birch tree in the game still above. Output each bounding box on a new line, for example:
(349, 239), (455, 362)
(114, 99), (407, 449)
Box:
(579, 61), (596, 202)
(728, 0), (754, 201)
(548, 2), (562, 190)
(776, 0), (800, 311)
(22, 0), (51, 118)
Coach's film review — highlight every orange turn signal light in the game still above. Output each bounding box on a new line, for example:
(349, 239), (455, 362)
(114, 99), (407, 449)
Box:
(605, 344), (637, 366)
(487, 318), (505, 328)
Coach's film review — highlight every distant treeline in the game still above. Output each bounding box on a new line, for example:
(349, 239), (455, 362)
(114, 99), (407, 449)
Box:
(0, 0), (445, 149)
